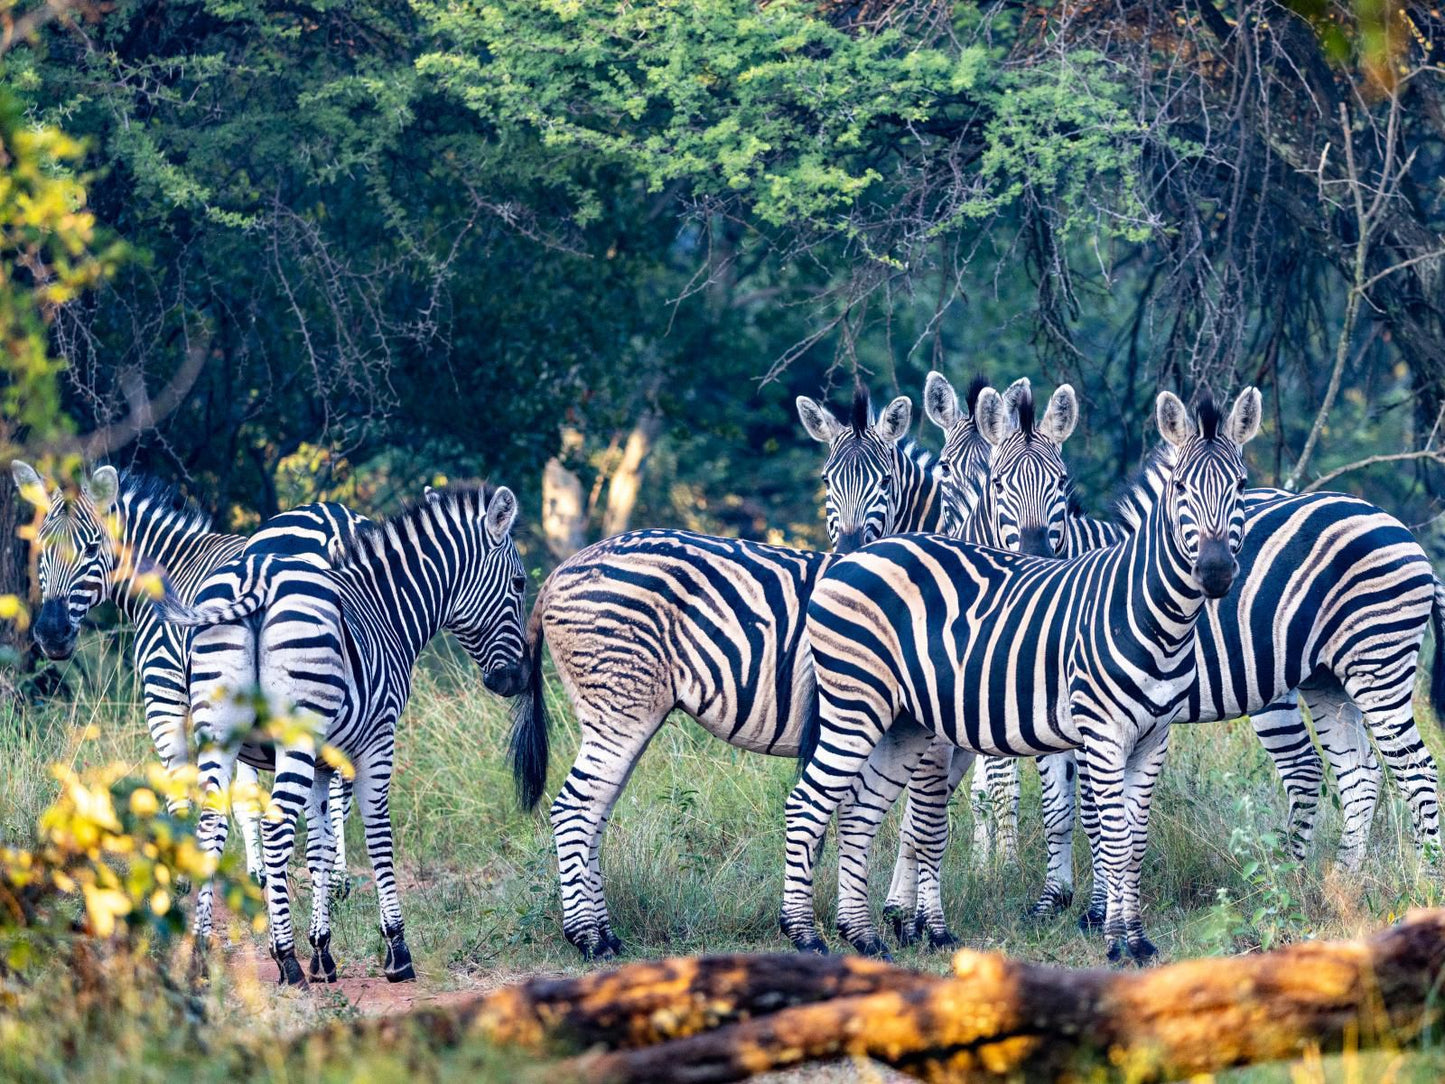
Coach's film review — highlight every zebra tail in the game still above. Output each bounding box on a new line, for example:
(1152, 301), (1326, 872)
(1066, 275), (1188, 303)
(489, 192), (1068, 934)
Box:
(151, 586), (265, 628)
(509, 590), (551, 811)
(1430, 579), (1445, 727)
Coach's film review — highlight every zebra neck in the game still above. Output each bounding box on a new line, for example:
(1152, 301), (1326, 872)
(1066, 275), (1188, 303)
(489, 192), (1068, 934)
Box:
(334, 531), (453, 662)
(111, 496), (230, 622)
(957, 487), (1003, 549)
(1116, 502), (1207, 653)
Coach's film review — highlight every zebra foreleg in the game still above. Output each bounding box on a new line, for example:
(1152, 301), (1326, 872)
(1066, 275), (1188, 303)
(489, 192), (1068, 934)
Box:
(305, 769), (339, 983)
(909, 746), (974, 950)
(834, 721), (936, 956)
(1300, 684), (1380, 872)
(352, 739), (414, 982)
(260, 745), (314, 988)
(1101, 723), (1170, 965)
(883, 737), (965, 946)
(1028, 752), (1077, 919)
(1074, 758), (1108, 932)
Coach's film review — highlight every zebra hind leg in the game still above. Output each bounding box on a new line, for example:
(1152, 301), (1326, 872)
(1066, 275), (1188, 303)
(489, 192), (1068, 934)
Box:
(232, 761), (267, 891)
(550, 723), (661, 960)
(1300, 683), (1380, 872)
(260, 745), (315, 988)
(1248, 692), (1326, 862)
(329, 773), (353, 901)
(351, 740), (415, 982)
(1073, 756), (1108, 934)
(305, 770), (340, 983)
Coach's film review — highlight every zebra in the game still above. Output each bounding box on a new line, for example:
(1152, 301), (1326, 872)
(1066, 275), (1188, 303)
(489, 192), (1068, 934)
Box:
(782, 389), (1268, 963)
(929, 375), (1443, 924)
(510, 388), (973, 959)
(9, 462), (365, 887)
(155, 484), (528, 986)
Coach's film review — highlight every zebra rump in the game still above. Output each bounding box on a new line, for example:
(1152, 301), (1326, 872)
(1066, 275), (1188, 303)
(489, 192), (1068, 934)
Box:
(152, 579), (266, 628)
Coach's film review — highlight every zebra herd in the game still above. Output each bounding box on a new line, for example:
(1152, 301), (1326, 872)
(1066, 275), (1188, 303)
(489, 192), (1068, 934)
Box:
(10, 369), (1445, 982)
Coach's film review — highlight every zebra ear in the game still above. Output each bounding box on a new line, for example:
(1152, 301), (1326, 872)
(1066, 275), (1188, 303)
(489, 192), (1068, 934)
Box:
(11, 461), (51, 508)
(874, 396), (912, 444)
(1000, 378), (1031, 426)
(923, 372), (961, 431)
(1041, 384), (1079, 444)
(1226, 386), (1263, 447)
(975, 388), (1011, 446)
(484, 486), (518, 544)
(1156, 391), (1193, 448)
(85, 466), (120, 512)
(796, 396), (845, 444)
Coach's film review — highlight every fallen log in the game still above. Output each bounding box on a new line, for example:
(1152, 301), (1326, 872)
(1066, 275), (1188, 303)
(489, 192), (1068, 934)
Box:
(292, 909), (1445, 1082)
(575, 909), (1445, 1082)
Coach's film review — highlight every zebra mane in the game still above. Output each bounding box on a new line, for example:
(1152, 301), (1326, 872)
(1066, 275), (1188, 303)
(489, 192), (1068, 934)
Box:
(850, 386), (870, 438)
(1111, 443), (1176, 530)
(1015, 386), (1036, 439)
(965, 375), (989, 417)
(1197, 392), (1220, 442)
(335, 483), (499, 566)
(116, 470), (213, 534)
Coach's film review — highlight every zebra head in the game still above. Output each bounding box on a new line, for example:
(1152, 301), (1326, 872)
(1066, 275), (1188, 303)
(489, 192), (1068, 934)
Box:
(434, 485), (530, 697)
(11, 462), (120, 661)
(923, 371), (999, 533)
(974, 380), (1079, 557)
(797, 386), (912, 554)
(1155, 388), (1262, 598)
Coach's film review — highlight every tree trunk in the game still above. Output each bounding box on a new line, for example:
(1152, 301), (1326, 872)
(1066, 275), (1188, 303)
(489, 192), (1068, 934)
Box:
(600, 413), (660, 539)
(298, 911), (1445, 1083)
(0, 478), (35, 700)
(542, 427), (588, 561)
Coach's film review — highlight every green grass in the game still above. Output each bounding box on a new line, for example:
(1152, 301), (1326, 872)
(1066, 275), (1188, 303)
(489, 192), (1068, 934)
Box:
(3, 631), (1445, 1080)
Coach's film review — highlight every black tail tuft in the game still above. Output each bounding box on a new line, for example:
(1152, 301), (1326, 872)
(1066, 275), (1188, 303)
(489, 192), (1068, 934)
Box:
(1430, 582), (1445, 728)
(509, 600), (551, 811)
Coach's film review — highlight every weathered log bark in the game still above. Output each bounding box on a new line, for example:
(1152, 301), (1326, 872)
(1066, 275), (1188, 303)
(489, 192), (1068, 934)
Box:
(295, 911), (1445, 1082)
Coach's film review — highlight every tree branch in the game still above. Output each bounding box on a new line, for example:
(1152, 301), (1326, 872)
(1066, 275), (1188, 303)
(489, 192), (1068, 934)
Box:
(1300, 449), (1445, 494)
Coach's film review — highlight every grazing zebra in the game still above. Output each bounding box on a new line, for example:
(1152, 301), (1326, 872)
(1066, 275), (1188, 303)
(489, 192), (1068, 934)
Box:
(511, 389), (969, 959)
(9, 462), (364, 885)
(157, 485), (528, 986)
(929, 375), (1442, 923)
(783, 389), (1265, 963)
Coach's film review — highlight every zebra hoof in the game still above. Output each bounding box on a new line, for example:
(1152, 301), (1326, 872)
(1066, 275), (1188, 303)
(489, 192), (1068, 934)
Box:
(845, 932), (892, 960)
(580, 939), (617, 962)
(1078, 904), (1107, 934)
(383, 931), (416, 982)
(187, 938), (211, 986)
(175, 876), (193, 897)
(601, 927), (624, 955)
(1127, 936), (1159, 965)
(925, 926), (960, 951)
(308, 934), (339, 983)
(882, 905), (910, 945)
(791, 934), (829, 955)
(1027, 885), (1074, 922)
(272, 946), (309, 988)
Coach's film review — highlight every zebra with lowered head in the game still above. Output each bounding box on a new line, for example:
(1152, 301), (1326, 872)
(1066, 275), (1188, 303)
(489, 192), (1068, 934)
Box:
(156, 484), (529, 986)
(511, 387), (977, 959)
(784, 389), (1264, 963)
(9, 462), (365, 887)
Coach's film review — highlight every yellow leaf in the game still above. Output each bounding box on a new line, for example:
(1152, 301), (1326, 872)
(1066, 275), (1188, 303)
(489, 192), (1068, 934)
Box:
(150, 889), (171, 916)
(128, 788), (159, 817)
(320, 744), (355, 781)
(82, 885), (132, 937)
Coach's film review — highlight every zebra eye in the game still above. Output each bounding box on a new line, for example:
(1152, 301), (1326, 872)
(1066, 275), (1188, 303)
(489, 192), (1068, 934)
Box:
(1236, 477), (1247, 491)
(1174, 481), (1187, 495)
(879, 475), (893, 492)
(83, 540), (102, 558)
(938, 461), (952, 476)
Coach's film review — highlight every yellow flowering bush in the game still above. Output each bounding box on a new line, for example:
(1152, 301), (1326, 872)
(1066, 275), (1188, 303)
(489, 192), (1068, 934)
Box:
(0, 762), (264, 973)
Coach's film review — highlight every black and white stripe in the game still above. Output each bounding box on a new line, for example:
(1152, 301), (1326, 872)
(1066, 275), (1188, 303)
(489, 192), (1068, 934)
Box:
(783, 390), (1265, 963)
(159, 485), (527, 986)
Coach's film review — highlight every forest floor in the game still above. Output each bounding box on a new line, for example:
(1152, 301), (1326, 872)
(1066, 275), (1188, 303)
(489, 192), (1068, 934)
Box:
(4, 636), (1445, 1080)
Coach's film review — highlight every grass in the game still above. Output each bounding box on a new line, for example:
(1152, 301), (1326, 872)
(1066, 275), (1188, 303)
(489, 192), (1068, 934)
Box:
(3, 628), (1445, 1080)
